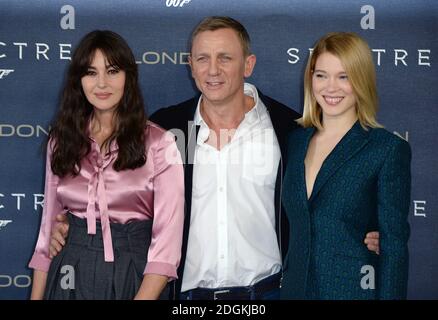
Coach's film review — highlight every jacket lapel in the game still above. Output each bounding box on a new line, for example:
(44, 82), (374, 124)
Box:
(258, 90), (298, 257)
(176, 98), (199, 293)
(259, 90), (288, 160)
(309, 121), (370, 203)
(299, 127), (316, 207)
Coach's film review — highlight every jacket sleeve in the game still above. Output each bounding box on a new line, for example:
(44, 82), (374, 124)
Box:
(28, 141), (63, 272)
(377, 137), (411, 299)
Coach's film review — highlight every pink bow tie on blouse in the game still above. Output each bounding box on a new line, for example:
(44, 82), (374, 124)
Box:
(85, 142), (117, 262)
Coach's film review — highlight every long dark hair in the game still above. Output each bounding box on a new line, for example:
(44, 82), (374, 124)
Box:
(50, 30), (147, 177)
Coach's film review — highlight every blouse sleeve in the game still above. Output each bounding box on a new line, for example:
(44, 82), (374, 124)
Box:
(28, 140), (63, 272)
(377, 137), (411, 299)
(143, 130), (184, 280)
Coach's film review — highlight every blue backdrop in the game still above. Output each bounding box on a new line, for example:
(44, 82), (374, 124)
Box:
(0, 0), (437, 299)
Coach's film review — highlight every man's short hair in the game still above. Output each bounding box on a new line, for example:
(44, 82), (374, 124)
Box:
(190, 16), (251, 57)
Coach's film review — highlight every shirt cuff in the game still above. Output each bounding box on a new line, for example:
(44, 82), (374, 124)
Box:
(144, 261), (178, 280)
(28, 253), (51, 273)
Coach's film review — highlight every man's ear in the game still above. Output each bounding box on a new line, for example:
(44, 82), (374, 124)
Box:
(244, 54), (256, 78)
(188, 55), (194, 78)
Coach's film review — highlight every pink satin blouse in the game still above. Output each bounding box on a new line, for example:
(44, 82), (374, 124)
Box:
(28, 121), (184, 279)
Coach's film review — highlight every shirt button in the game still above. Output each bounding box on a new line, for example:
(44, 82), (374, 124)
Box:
(220, 254), (224, 259)
(219, 187), (224, 192)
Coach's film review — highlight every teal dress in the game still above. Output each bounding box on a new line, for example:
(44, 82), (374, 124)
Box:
(280, 121), (411, 300)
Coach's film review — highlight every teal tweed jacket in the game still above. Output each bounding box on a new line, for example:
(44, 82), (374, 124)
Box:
(280, 121), (411, 300)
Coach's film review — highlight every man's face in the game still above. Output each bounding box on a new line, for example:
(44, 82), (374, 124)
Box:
(189, 28), (256, 107)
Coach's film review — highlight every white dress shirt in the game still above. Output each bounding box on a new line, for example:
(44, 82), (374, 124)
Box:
(181, 83), (282, 292)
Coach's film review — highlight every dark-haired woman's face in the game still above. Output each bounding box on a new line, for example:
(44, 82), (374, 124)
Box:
(81, 49), (126, 114)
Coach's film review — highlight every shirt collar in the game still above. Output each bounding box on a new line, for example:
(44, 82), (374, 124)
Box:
(193, 82), (265, 126)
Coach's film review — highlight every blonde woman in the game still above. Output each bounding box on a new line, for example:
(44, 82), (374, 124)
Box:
(281, 32), (411, 300)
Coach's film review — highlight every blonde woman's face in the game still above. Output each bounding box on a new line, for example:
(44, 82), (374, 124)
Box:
(312, 52), (357, 122)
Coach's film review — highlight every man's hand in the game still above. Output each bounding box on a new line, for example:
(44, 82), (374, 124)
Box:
(364, 231), (380, 255)
(49, 214), (69, 258)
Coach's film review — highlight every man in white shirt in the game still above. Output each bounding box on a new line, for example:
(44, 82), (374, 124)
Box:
(49, 16), (380, 300)
(152, 17), (301, 299)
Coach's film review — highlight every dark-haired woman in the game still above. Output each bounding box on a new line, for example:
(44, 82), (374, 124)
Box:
(28, 30), (184, 300)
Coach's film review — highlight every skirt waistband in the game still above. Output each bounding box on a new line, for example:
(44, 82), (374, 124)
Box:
(66, 212), (152, 251)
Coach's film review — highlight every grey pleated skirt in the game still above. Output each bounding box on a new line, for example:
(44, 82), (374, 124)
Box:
(44, 213), (169, 300)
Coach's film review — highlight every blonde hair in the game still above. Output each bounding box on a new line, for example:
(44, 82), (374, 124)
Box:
(298, 32), (382, 130)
